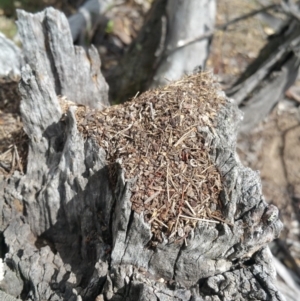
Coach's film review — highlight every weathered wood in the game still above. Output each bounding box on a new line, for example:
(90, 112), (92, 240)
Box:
(107, 0), (168, 103)
(68, 0), (114, 44)
(0, 7), (285, 301)
(227, 19), (300, 133)
(0, 33), (22, 79)
(152, 0), (216, 87)
(17, 7), (109, 110)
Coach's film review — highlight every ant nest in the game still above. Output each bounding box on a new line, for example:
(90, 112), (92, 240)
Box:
(76, 72), (227, 245)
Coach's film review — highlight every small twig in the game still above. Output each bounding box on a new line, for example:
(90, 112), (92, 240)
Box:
(0, 146), (13, 158)
(149, 186), (175, 192)
(185, 200), (196, 216)
(172, 215), (180, 237)
(169, 230), (176, 239)
(210, 215), (234, 226)
(281, 0), (300, 22)
(168, 129), (173, 145)
(169, 174), (179, 214)
(148, 211), (157, 224)
(166, 163), (170, 204)
(200, 165), (214, 174)
(133, 91), (140, 100)
(144, 190), (161, 204)
(179, 214), (219, 224)
(195, 207), (205, 217)
(174, 128), (196, 147)
(155, 15), (167, 58)
(189, 158), (198, 167)
(112, 124), (133, 138)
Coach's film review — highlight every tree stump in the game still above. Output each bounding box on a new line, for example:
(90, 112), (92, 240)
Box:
(227, 18), (300, 133)
(0, 7), (284, 301)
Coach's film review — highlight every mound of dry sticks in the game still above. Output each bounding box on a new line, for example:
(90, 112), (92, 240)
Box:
(76, 72), (227, 244)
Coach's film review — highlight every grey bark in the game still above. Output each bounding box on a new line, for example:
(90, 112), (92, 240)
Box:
(0, 290), (21, 301)
(0, 7), (284, 301)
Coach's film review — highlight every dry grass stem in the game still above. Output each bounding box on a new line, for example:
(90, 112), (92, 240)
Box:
(179, 214), (220, 224)
(209, 214), (234, 226)
(174, 128), (196, 147)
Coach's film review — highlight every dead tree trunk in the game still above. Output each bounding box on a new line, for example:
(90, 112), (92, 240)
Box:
(0, 7), (284, 301)
(107, 0), (215, 103)
(226, 17), (300, 133)
(152, 0), (216, 87)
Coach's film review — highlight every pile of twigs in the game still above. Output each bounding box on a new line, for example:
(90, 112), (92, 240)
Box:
(76, 72), (227, 244)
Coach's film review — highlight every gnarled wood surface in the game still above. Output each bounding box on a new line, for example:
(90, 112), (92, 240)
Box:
(0, 7), (284, 301)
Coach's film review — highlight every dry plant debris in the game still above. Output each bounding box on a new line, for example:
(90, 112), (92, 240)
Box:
(0, 80), (27, 176)
(0, 110), (28, 176)
(76, 72), (226, 244)
(0, 124), (27, 176)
